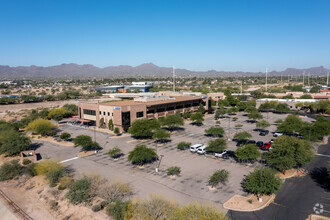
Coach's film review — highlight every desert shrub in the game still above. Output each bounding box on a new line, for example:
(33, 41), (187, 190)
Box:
(108, 147), (122, 159)
(60, 132), (71, 140)
(22, 159), (32, 165)
(49, 200), (58, 211)
(98, 181), (133, 202)
(0, 160), (23, 181)
(235, 124), (243, 128)
(166, 166), (181, 176)
(46, 168), (65, 186)
(106, 198), (131, 220)
(114, 127), (120, 135)
(25, 163), (37, 177)
(92, 203), (103, 212)
(66, 177), (92, 204)
(25, 119), (55, 136)
(209, 169), (229, 188)
(58, 176), (74, 190)
(177, 142), (191, 150)
(35, 160), (65, 185)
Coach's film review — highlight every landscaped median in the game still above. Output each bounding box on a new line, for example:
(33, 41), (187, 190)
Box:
(29, 134), (74, 147)
(223, 194), (275, 212)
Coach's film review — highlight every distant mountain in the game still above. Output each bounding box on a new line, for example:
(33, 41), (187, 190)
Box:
(0, 63), (328, 79)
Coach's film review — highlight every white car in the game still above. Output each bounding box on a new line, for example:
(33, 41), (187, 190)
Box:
(215, 150), (228, 158)
(273, 131), (283, 137)
(190, 144), (203, 153)
(197, 145), (208, 154)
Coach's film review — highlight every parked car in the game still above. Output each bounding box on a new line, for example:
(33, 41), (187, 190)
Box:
(273, 131), (283, 137)
(270, 139), (274, 143)
(261, 142), (272, 150)
(222, 150), (236, 159)
(259, 130), (269, 136)
(190, 144), (203, 153)
(283, 131), (295, 136)
(215, 150), (228, 158)
(256, 141), (264, 148)
(197, 145), (208, 154)
(247, 140), (256, 145)
(294, 133), (304, 139)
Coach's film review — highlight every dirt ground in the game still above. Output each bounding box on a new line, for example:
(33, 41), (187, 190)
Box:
(223, 194), (274, 211)
(0, 175), (109, 220)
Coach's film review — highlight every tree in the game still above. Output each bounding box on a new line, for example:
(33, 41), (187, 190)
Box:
(243, 168), (282, 197)
(0, 160), (23, 181)
(256, 120), (270, 130)
(108, 119), (113, 130)
(128, 118), (160, 138)
(264, 135), (314, 173)
(205, 126), (224, 137)
(307, 116), (330, 141)
(299, 94), (313, 99)
(310, 86), (320, 93)
(197, 104), (206, 114)
(48, 108), (68, 119)
(206, 138), (227, 153)
(190, 112), (204, 125)
(26, 119), (55, 136)
(160, 114), (184, 129)
(108, 147), (123, 158)
(215, 107), (227, 119)
(128, 144), (158, 165)
(235, 144), (261, 162)
(152, 129), (171, 142)
(275, 103), (290, 113)
(177, 142), (191, 150)
(63, 104), (78, 115)
(182, 111), (191, 119)
(209, 169), (229, 187)
(228, 107), (239, 115)
(248, 111), (263, 121)
(0, 132), (30, 156)
(277, 115), (303, 133)
(245, 106), (257, 113)
(73, 135), (98, 151)
(60, 132), (71, 140)
(234, 131), (252, 143)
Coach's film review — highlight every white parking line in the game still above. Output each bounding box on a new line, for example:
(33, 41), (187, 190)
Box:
(59, 157), (79, 163)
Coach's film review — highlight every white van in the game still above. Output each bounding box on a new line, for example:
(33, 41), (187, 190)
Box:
(190, 144), (203, 153)
(197, 145), (208, 154)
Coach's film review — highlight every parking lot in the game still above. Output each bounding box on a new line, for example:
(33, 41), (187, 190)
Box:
(33, 111), (315, 212)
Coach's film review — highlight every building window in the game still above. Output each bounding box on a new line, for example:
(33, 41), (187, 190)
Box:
(184, 104), (191, 108)
(157, 108), (165, 113)
(84, 109), (96, 116)
(167, 106), (175, 111)
(108, 112), (110, 116)
(147, 110), (155, 114)
(112, 113), (113, 116)
(136, 111), (144, 118)
(103, 112), (106, 115)
(99, 111), (101, 115)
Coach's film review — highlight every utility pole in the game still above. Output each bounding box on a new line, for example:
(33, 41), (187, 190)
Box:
(265, 68), (268, 92)
(173, 67), (175, 92)
(327, 71), (329, 86)
(303, 71), (305, 86)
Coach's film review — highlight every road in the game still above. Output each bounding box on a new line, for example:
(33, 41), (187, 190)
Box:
(228, 138), (330, 220)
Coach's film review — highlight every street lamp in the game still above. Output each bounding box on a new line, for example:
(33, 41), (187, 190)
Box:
(156, 155), (164, 173)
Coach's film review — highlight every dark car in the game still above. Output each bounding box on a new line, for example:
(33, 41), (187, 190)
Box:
(222, 150), (235, 159)
(283, 131), (295, 136)
(259, 130), (269, 136)
(256, 141), (264, 148)
(247, 140), (256, 145)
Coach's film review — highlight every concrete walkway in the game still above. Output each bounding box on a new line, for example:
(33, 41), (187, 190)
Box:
(0, 200), (19, 220)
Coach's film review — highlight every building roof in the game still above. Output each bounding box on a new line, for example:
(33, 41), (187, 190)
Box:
(100, 96), (203, 107)
(257, 98), (317, 103)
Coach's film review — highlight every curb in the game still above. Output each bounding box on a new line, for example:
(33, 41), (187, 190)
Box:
(223, 194), (275, 212)
(279, 169), (298, 179)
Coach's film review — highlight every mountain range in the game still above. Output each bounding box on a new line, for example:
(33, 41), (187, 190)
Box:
(0, 63), (329, 79)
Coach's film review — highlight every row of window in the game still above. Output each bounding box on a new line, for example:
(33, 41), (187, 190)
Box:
(99, 111), (114, 117)
(83, 109), (96, 116)
(146, 102), (203, 114)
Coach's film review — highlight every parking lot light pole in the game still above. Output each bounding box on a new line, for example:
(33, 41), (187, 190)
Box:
(156, 155), (164, 173)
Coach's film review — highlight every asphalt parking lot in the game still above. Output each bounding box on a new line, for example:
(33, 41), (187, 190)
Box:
(33, 112), (316, 213)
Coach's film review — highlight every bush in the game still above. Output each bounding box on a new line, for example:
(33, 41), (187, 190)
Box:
(114, 127), (120, 135)
(60, 132), (71, 140)
(58, 176), (74, 190)
(22, 159), (32, 165)
(46, 168), (65, 186)
(92, 203), (103, 212)
(98, 181), (133, 202)
(0, 131), (30, 156)
(128, 144), (158, 165)
(108, 147), (122, 159)
(106, 198), (130, 220)
(167, 166), (181, 176)
(25, 163), (37, 177)
(0, 160), (23, 181)
(66, 177), (92, 204)
(177, 142), (191, 150)
(209, 169), (229, 188)
(49, 200), (58, 211)
(235, 124), (243, 128)
(25, 119), (55, 136)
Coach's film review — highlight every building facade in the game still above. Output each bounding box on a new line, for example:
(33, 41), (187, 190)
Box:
(78, 95), (209, 132)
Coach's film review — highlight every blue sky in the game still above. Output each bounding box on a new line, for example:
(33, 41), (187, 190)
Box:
(0, 0), (330, 72)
